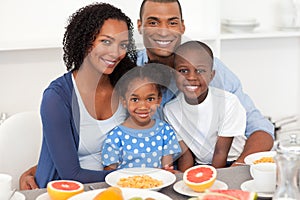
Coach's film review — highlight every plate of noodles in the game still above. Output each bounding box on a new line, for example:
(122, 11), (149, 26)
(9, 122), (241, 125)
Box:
(105, 167), (176, 191)
(244, 151), (276, 165)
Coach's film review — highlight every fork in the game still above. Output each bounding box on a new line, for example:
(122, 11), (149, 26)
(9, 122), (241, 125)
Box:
(8, 188), (16, 200)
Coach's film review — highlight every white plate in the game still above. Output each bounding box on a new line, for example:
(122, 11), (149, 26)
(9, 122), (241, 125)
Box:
(35, 193), (49, 200)
(240, 180), (273, 198)
(221, 18), (258, 26)
(105, 167), (176, 191)
(222, 23), (259, 33)
(244, 151), (276, 165)
(11, 192), (26, 200)
(278, 26), (300, 31)
(68, 188), (172, 200)
(173, 180), (228, 197)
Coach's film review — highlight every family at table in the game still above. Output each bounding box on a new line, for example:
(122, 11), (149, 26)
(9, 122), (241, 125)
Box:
(19, 0), (274, 190)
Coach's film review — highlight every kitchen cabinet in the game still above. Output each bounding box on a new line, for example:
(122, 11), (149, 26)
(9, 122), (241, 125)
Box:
(0, 0), (299, 121)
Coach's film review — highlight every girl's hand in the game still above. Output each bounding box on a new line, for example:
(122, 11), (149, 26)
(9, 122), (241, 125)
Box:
(162, 165), (181, 174)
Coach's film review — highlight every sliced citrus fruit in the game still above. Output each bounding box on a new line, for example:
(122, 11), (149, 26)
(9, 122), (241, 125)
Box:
(47, 180), (84, 200)
(93, 186), (124, 200)
(183, 165), (217, 192)
(188, 189), (257, 200)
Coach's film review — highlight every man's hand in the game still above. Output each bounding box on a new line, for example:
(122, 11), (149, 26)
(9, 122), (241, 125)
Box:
(177, 141), (194, 172)
(231, 131), (274, 167)
(19, 165), (39, 190)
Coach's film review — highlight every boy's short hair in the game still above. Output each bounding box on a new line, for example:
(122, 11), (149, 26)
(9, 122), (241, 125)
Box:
(174, 40), (214, 69)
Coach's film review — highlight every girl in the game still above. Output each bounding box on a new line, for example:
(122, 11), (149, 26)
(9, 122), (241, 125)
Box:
(102, 64), (181, 170)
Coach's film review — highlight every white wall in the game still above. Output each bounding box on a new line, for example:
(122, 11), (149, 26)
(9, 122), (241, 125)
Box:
(220, 0), (300, 122)
(0, 0), (143, 50)
(0, 0), (300, 122)
(0, 0), (142, 116)
(220, 38), (300, 119)
(0, 48), (64, 115)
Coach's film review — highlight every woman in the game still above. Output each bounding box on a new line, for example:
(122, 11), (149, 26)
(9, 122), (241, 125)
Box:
(21, 2), (137, 189)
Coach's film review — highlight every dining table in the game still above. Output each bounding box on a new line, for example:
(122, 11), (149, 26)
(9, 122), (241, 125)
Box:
(19, 165), (271, 200)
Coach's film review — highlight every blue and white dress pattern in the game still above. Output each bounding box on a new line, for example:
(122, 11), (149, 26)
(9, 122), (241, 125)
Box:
(102, 119), (181, 168)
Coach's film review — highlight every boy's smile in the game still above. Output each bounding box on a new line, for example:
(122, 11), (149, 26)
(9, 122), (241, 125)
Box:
(174, 48), (214, 105)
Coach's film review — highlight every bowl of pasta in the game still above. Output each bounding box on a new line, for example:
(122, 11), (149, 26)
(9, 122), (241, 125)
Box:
(244, 151), (276, 165)
(105, 168), (176, 191)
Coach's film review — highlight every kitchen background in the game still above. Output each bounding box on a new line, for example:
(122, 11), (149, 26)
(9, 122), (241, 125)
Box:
(0, 0), (299, 127)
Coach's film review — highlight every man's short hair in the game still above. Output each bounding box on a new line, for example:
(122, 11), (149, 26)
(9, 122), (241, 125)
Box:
(139, 0), (183, 20)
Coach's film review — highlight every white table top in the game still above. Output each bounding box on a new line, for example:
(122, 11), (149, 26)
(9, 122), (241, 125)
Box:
(20, 165), (270, 200)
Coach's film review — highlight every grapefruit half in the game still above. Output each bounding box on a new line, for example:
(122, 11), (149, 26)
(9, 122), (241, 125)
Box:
(188, 189), (257, 200)
(183, 165), (217, 192)
(47, 180), (84, 200)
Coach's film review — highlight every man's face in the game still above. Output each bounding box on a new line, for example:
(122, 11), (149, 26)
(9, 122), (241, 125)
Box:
(138, 1), (185, 60)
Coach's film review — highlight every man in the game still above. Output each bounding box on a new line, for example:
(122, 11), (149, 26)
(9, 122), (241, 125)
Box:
(136, 0), (274, 166)
(19, 0), (274, 190)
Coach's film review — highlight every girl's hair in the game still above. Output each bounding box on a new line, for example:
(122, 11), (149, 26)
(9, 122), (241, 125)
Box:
(116, 63), (171, 98)
(63, 3), (137, 86)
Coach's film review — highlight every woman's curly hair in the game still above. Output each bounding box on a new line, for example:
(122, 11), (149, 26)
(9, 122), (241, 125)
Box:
(63, 2), (137, 86)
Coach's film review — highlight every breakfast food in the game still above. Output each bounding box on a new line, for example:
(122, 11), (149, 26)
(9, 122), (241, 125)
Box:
(188, 189), (257, 200)
(117, 175), (163, 189)
(93, 187), (124, 200)
(253, 156), (274, 164)
(183, 165), (217, 192)
(47, 180), (84, 200)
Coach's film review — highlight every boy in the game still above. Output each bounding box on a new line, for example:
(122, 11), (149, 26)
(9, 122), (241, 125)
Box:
(164, 41), (247, 169)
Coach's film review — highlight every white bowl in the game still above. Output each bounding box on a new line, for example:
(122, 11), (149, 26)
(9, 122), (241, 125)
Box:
(244, 151), (276, 165)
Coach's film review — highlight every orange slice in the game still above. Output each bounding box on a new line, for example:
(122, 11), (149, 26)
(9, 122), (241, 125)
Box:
(93, 186), (124, 200)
